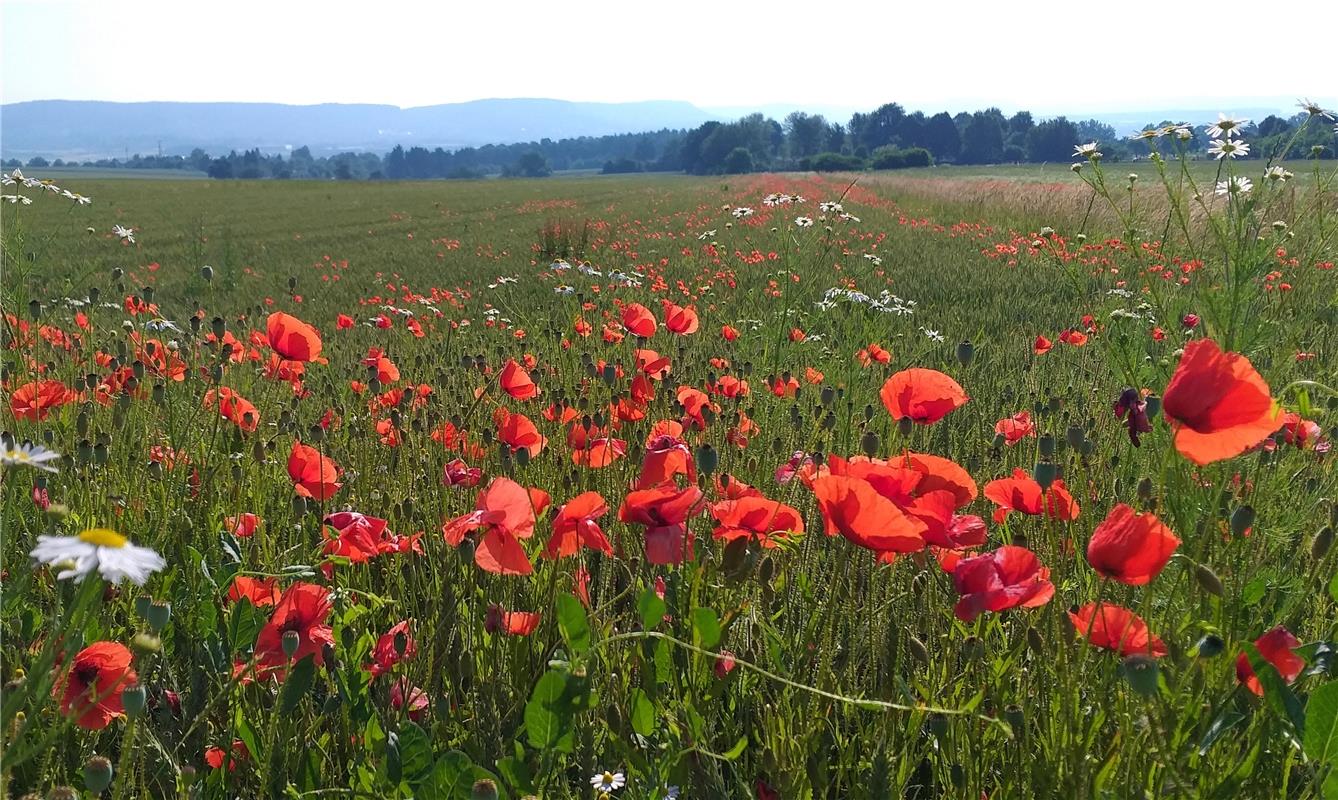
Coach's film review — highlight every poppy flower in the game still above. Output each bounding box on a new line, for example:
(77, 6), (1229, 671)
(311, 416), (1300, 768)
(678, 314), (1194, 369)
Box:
(1086, 504), (1179, 585)
(1113, 387), (1152, 447)
(10, 380), (78, 421)
(486, 604), (542, 636)
(638, 421), (696, 488)
(206, 387), (260, 432)
(499, 359), (539, 400)
(984, 468), (1080, 524)
(1161, 338), (1282, 465)
(226, 512), (262, 538)
(567, 423), (627, 468)
(205, 740), (249, 770)
(856, 343), (892, 367)
(336, 313), (355, 330)
(366, 620), (416, 678)
(879, 368), (968, 425)
(390, 681), (428, 720)
(721, 324), (739, 341)
(442, 477), (545, 575)
(254, 582), (334, 671)
(266, 312), (323, 362)
(812, 474), (926, 555)
(662, 301), (699, 335)
(1034, 335), (1053, 355)
(621, 303), (658, 337)
(57, 641), (137, 729)
(804, 367), (824, 384)
(710, 375), (750, 399)
(634, 349), (672, 380)
(287, 442), (342, 500)
(496, 409), (547, 457)
(710, 495), (804, 547)
(788, 328), (806, 342)
(226, 575), (281, 607)
(619, 481), (705, 565)
(677, 386), (715, 430)
(442, 458), (482, 488)
(899, 451), (978, 508)
(322, 511), (421, 564)
(1235, 626), (1304, 696)
(1068, 603), (1167, 657)
(1059, 329), (1088, 346)
(546, 491), (612, 558)
(994, 410), (1035, 445)
(1279, 412), (1324, 450)
(951, 545), (1055, 621)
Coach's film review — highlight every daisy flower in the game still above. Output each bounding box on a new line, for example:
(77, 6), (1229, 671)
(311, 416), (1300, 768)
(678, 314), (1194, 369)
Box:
(30, 528), (165, 585)
(1, 440), (62, 473)
(1073, 142), (1102, 159)
(1207, 139), (1250, 159)
(1205, 114), (1248, 139)
(111, 224), (136, 244)
(1215, 176), (1253, 197)
(1297, 98), (1334, 120)
(1264, 166), (1293, 182)
(794, 216), (813, 227)
(590, 770), (626, 792)
(730, 207), (754, 218)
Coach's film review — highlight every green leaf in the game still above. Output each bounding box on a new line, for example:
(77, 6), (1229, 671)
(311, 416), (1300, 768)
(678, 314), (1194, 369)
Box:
(397, 722), (435, 788)
(524, 670), (568, 749)
(419, 750), (474, 800)
(1242, 577), (1268, 607)
(556, 594), (591, 656)
(496, 754), (535, 795)
(630, 688), (655, 737)
(226, 599), (264, 655)
(1328, 572), (1338, 605)
(1245, 643), (1305, 738)
(637, 588), (666, 630)
(1198, 710), (1245, 755)
(692, 607), (721, 650)
(721, 734), (748, 760)
(1304, 681), (1338, 765)
(278, 654), (316, 715)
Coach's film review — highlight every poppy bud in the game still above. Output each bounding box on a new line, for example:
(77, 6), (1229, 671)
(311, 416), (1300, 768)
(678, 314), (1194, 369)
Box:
(1026, 627), (1045, 654)
(121, 684), (147, 718)
(950, 764), (966, 788)
(1032, 462), (1057, 491)
(135, 595), (152, 618)
(722, 537), (749, 576)
(601, 364), (617, 385)
(471, 780), (500, 800)
(27, 299), (42, 320)
(93, 442), (109, 465)
(1311, 526), (1333, 560)
(961, 635), (983, 661)
(1066, 425), (1085, 449)
(201, 265), (214, 282)
(1121, 654), (1160, 696)
(1004, 704), (1025, 734)
(514, 445), (530, 467)
(695, 443), (718, 475)
(897, 417), (914, 436)
(83, 755), (114, 794)
(859, 430), (880, 458)
(282, 630), (301, 660)
(758, 555), (775, 585)
(1195, 633), (1224, 658)
(1193, 564), (1223, 596)
(820, 386), (835, 406)
(955, 341), (974, 366)
(907, 634), (929, 665)
(146, 601), (172, 631)
(1229, 505), (1254, 536)
(89, 286), (101, 304)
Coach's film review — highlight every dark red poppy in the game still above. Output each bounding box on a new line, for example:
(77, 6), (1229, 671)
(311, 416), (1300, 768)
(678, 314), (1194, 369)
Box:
(1086, 504), (1179, 585)
(879, 368), (968, 425)
(721, 325), (739, 341)
(1279, 412), (1324, 450)
(205, 740), (249, 770)
(1161, 338), (1281, 465)
(287, 442), (342, 500)
(546, 491), (612, 558)
(621, 303), (658, 337)
(1113, 387), (1152, 447)
(1068, 603), (1167, 657)
(266, 312), (323, 363)
(57, 641), (137, 729)
(442, 458), (482, 488)
(984, 468), (1080, 524)
(336, 313), (355, 330)
(1235, 626), (1304, 696)
(500, 358), (539, 400)
(619, 481), (705, 564)
(711, 494), (804, 547)
(366, 620), (416, 678)
(951, 545), (1054, 621)
(253, 583), (334, 672)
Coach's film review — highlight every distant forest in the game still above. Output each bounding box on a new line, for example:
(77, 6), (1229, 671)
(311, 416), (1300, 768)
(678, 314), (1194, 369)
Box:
(8, 104), (1333, 179)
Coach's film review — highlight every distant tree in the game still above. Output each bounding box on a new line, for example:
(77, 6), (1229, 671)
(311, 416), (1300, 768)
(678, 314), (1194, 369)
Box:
(923, 112), (961, 162)
(680, 121), (722, 174)
(858, 103), (906, 151)
(785, 112), (829, 158)
(1257, 115), (1291, 138)
(601, 157), (642, 174)
(509, 151), (552, 178)
(1073, 119), (1117, 145)
(207, 157), (234, 179)
(1007, 111), (1035, 146)
(26, 156), (49, 168)
(722, 147), (754, 174)
(960, 113), (1005, 164)
(826, 122), (847, 154)
(1026, 117), (1080, 162)
(809, 152), (864, 172)
(3, 158), (20, 168)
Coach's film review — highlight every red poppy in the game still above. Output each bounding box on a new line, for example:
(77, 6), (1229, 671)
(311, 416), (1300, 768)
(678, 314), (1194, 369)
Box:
(1161, 338), (1281, 465)
(336, 313), (355, 330)
(226, 575), (281, 607)
(486, 604), (542, 636)
(677, 385), (715, 429)
(546, 491), (612, 558)
(983, 468), (1080, 524)
(500, 358), (539, 400)
(391, 681), (428, 720)
(1279, 412), (1324, 450)
(567, 423), (627, 468)
(639, 421), (696, 488)
(856, 343), (892, 367)
(1235, 626), (1304, 696)
(994, 410), (1035, 445)
(205, 740), (249, 770)
(266, 312), (323, 362)
(205, 387), (260, 432)
(721, 324), (740, 341)
(1068, 603), (1167, 657)
(496, 409), (547, 457)
(366, 620), (417, 678)
(322, 511), (421, 564)
(1059, 329), (1088, 347)
(226, 512), (262, 538)
(1033, 335), (1053, 355)
(619, 481), (705, 564)
(365, 354), (399, 384)
(57, 641), (137, 729)
(442, 477), (545, 575)
(951, 545), (1055, 621)
(442, 458), (482, 488)
(812, 474), (926, 555)
(711, 494), (804, 547)
(253, 583), (334, 671)
(900, 452), (978, 508)
(788, 328), (806, 342)
(635, 349), (672, 379)
(621, 303), (658, 337)
(1086, 504), (1179, 585)
(662, 301), (700, 335)
(10, 379), (78, 421)
(879, 368), (968, 425)
(287, 442), (342, 500)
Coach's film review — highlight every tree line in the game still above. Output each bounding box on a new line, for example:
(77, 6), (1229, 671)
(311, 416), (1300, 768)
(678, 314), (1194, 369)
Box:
(8, 104), (1331, 180)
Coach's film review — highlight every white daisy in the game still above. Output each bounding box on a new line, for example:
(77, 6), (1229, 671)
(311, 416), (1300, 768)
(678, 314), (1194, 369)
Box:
(1, 440), (61, 473)
(1215, 176), (1253, 196)
(794, 216), (813, 227)
(1297, 99), (1334, 120)
(818, 201), (843, 213)
(730, 207), (754, 218)
(30, 528), (165, 585)
(2, 194), (32, 205)
(1264, 166), (1293, 182)
(1073, 142), (1102, 159)
(1205, 114), (1249, 139)
(1207, 139), (1250, 159)
(1, 168), (21, 185)
(112, 224), (136, 244)
(590, 770), (626, 792)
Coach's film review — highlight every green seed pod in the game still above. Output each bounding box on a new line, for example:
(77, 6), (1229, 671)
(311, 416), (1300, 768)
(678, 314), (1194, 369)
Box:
(927, 713), (949, 737)
(758, 555), (775, 585)
(146, 601), (172, 632)
(130, 632), (161, 655)
(1026, 627), (1045, 654)
(121, 684), (146, 718)
(1229, 505), (1255, 536)
(1196, 633), (1224, 658)
(1143, 395), (1161, 418)
(1038, 435), (1055, 458)
(907, 634), (930, 665)
(281, 630), (301, 660)
(859, 430), (880, 457)
(83, 755), (114, 794)
(1121, 654), (1160, 696)
(201, 265), (215, 282)
(955, 341), (975, 366)
(1004, 704), (1025, 733)
(1137, 477), (1154, 504)
(471, 780), (501, 800)
(1065, 425), (1085, 449)
(135, 595), (152, 618)
(897, 417), (914, 436)
(696, 443), (718, 475)
(1033, 461), (1057, 491)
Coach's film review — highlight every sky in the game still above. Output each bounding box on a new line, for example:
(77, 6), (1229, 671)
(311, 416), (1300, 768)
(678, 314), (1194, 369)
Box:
(2, 0), (1334, 115)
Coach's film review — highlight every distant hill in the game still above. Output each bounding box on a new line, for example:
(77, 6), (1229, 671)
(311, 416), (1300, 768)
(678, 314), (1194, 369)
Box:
(0, 99), (716, 161)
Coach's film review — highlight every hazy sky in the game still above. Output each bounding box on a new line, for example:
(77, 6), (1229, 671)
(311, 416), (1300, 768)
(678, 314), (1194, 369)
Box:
(3, 0), (1334, 114)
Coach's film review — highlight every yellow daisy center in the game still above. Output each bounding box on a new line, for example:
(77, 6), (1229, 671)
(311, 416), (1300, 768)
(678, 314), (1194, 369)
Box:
(78, 528), (127, 548)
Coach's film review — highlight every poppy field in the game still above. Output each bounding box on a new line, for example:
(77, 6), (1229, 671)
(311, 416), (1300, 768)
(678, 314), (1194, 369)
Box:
(2, 122), (1338, 799)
